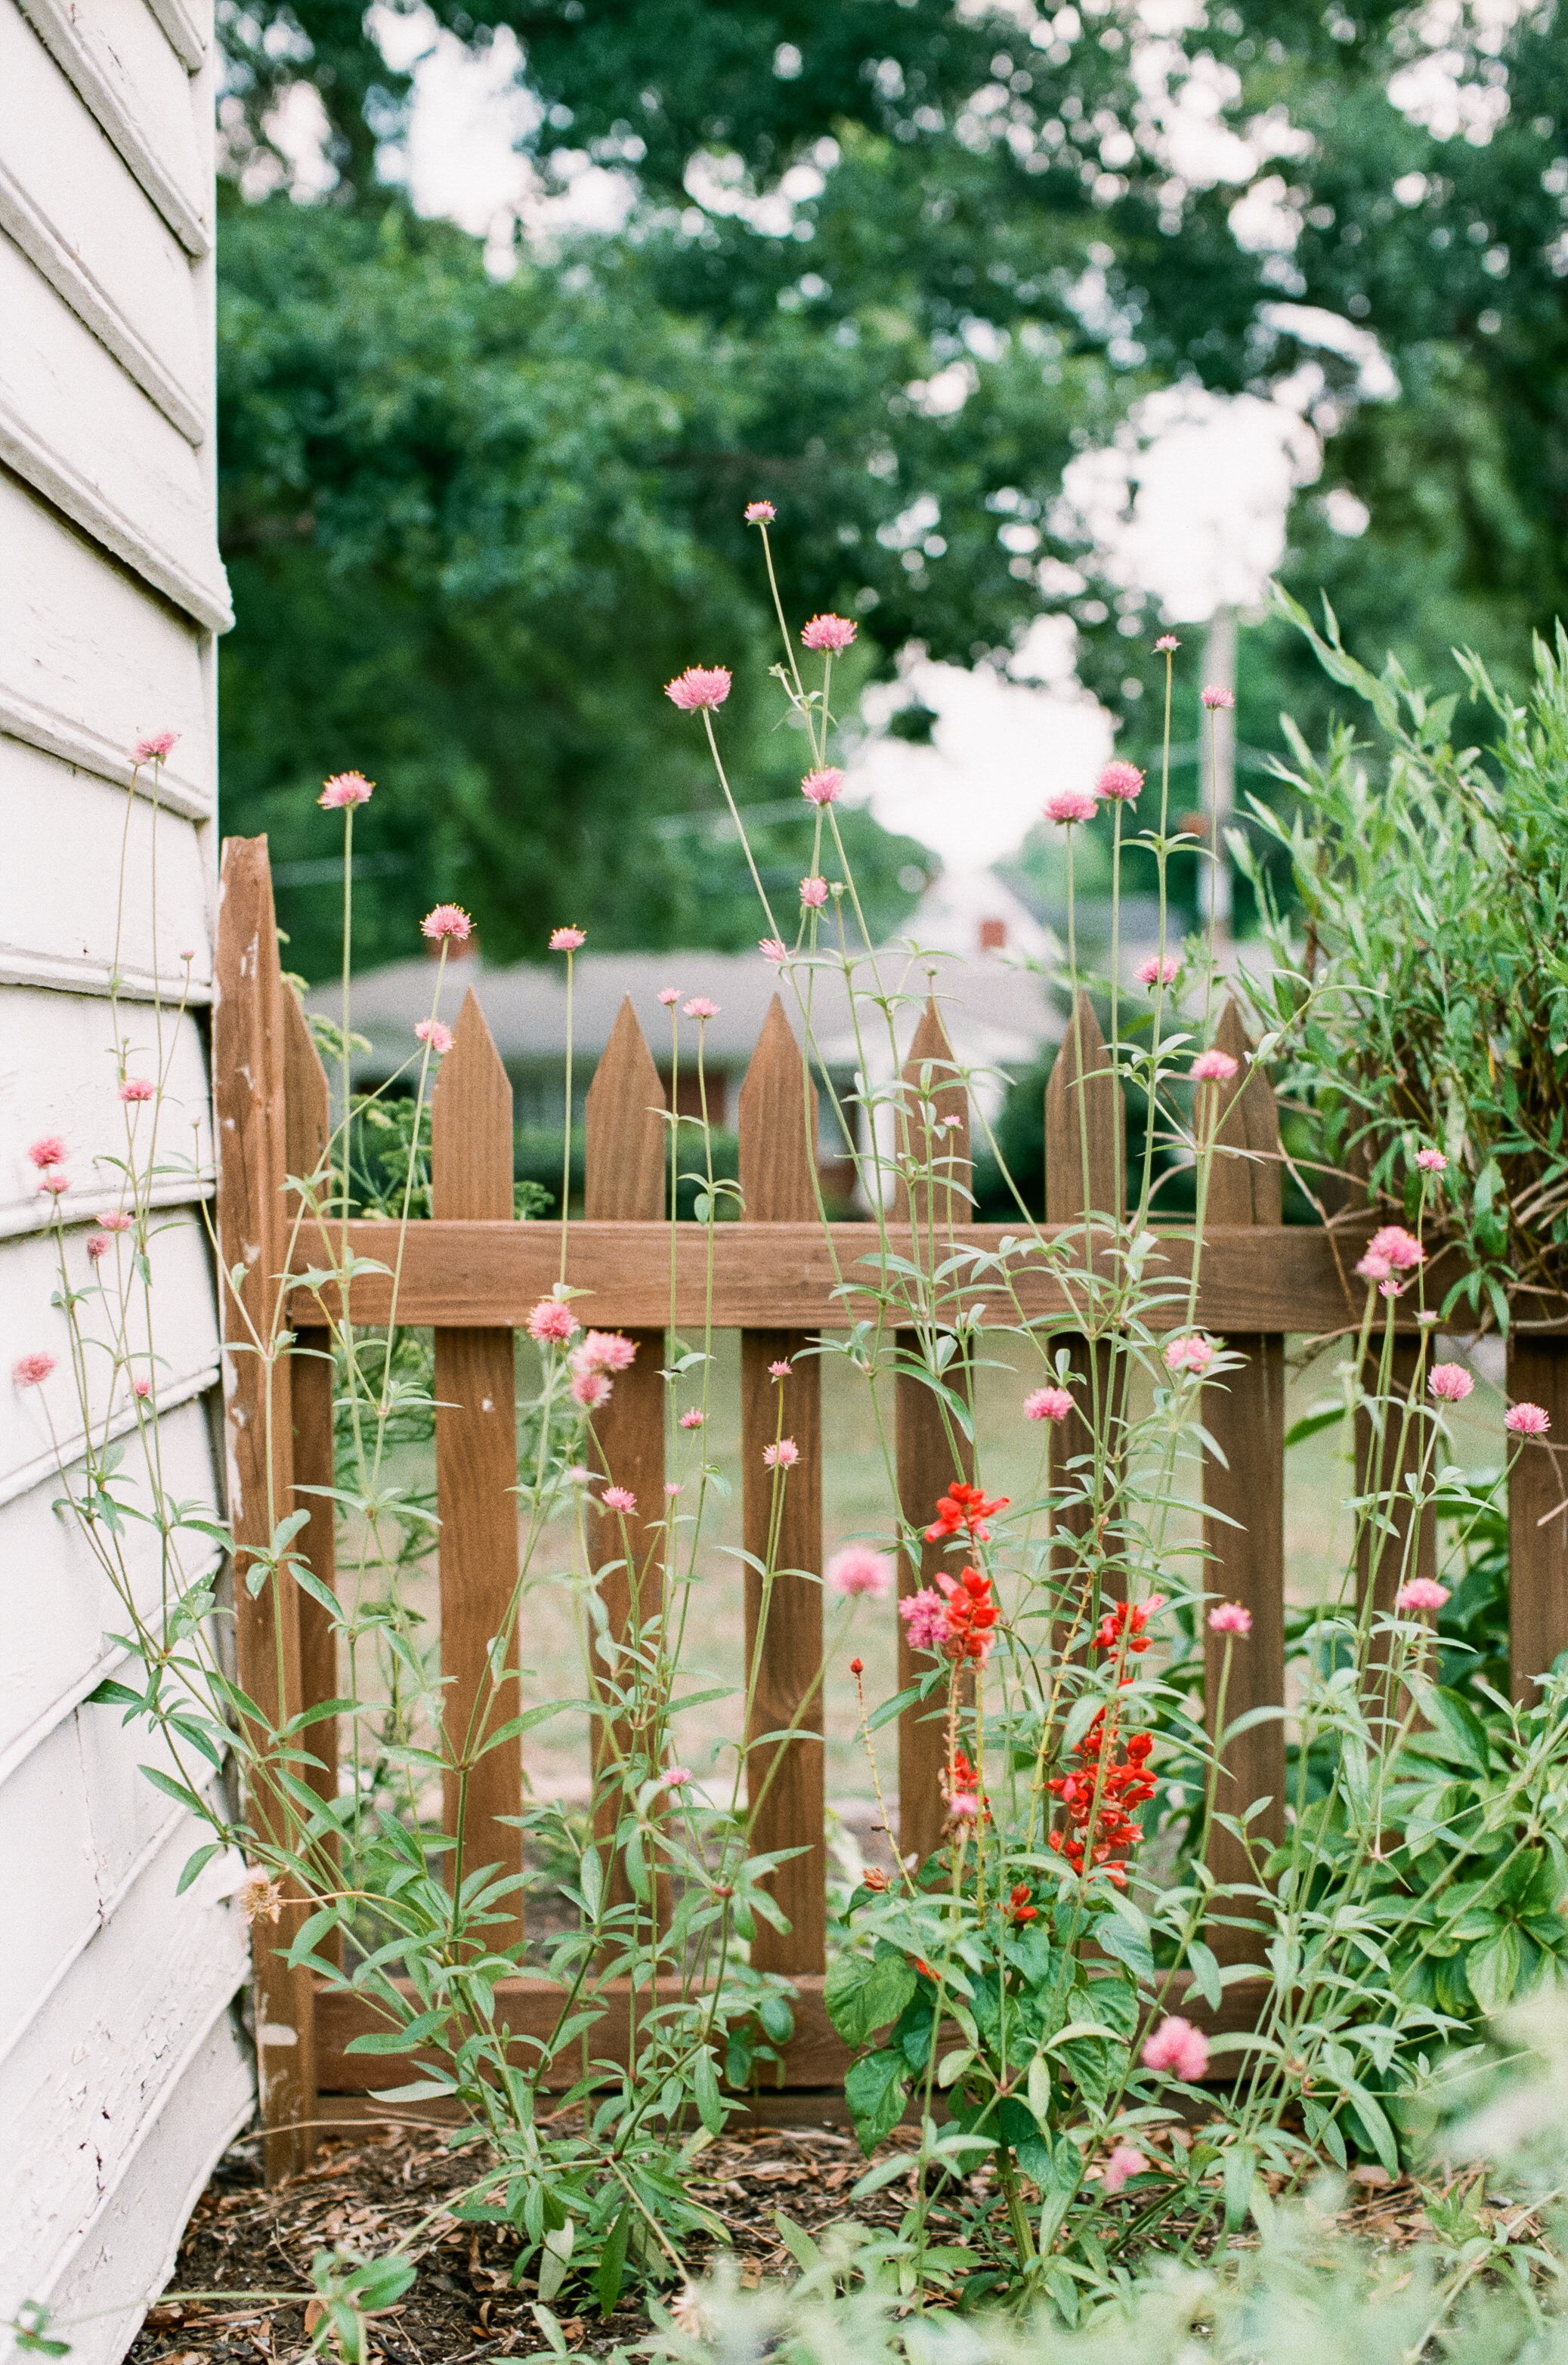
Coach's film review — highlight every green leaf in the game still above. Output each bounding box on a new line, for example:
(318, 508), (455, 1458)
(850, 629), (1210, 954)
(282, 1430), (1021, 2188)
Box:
(824, 1951), (917, 2049)
(86, 1677), (142, 1710)
(844, 2048), (911, 2153)
(175, 1841), (225, 1896)
(1185, 1940), (1223, 2011)
(1468, 1923), (1522, 2011)
(693, 2048), (725, 2136)
(596, 2206), (630, 2318)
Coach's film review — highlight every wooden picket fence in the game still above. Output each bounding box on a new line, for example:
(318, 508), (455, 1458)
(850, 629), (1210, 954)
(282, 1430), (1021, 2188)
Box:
(212, 838), (1568, 2178)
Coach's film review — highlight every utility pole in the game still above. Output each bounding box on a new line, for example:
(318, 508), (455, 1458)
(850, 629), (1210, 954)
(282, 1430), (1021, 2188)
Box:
(1201, 604), (1236, 950)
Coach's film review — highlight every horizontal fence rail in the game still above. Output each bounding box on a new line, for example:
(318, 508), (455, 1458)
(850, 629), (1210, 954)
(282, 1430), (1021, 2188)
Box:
(215, 837), (1568, 2164)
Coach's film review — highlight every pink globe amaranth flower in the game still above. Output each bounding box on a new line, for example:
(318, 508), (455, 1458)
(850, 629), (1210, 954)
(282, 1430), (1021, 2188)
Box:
(132, 1376), (151, 1399)
(801, 614), (856, 652)
(1164, 1334), (1216, 1376)
(119, 1077), (154, 1103)
(800, 876), (830, 909)
(1096, 759), (1144, 805)
(827, 1545), (894, 1598)
(1154, 634), (1180, 654)
(1201, 685), (1235, 711)
(683, 996), (720, 1021)
(665, 1482), (682, 1498)
(899, 1587), (948, 1652)
(1209, 1601), (1252, 1635)
(1506, 1401), (1551, 1437)
(1379, 1278), (1401, 1300)
(602, 1485), (637, 1513)
(658, 987), (681, 1007)
(1190, 1049), (1239, 1083)
(564, 1463), (595, 1484)
(13, 1351), (55, 1387)
(759, 937), (788, 966)
(26, 1135), (67, 1170)
(573, 1331), (638, 1376)
(764, 1437), (799, 1469)
(1415, 1148), (1449, 1173)
(549, 926), (586, 951)
(660, 1764), (695, 1788)
(948, 1788), (982, 1819)
(769, 1359), (792, 1378)
(1142, 2015), (1209, 2082)
(134, 731), (178, 762)
(1367, 1225), (1425, 1272)
(1397, 1576), (1450, 1612)
(422, 904), (472, 943)
(801, 767), (845, 805)
(1429, 1362), (1474, 1403)
(527, 1300), (580, 1346)
(1356, 1248), (1392, 1284)
(318, 771), (373, 808)
(415, 1019), (453, 1055)
(1135, 953), (1179, 988)
(37, 1170), (70, 1197)
(679, 1408), (705, 1430)
(664, 666), (732, 712)
(1044, 787), (1097, 826)
(744, 501), (776, 525)
(571, 1370), (613, 1411)
(86, 1233), (110, 1262)
(1099, 2145), (1149, 2194)
(1025, 1386), (1074, 1422)
(97, 1210), (133, 1232)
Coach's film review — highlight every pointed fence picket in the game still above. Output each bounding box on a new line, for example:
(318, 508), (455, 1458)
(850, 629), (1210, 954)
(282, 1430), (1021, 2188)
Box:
(213, 840), (1568, 2164)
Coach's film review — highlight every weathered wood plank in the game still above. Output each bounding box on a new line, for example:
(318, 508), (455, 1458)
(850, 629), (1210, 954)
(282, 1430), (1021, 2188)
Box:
(582, 998), (667, 1912)
(1508, 1335), (1568, 1703)
(1045, 992), (1126, 1608)
(214, 835), (316, 2178)
(739, 997), (825, 1974)
(431, 988), (521, 1951)
(898, 995), (972, 1233)
(286, 1217), (1509, 1336)
(1201, 1003), (1287, 1955)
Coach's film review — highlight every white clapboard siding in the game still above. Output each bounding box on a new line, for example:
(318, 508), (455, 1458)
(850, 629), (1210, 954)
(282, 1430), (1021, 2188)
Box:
(0, 1815), (251, 2328)
(0, 741), (215, 999)
(0, 1395), (220, 1773)
(0, 992), (213, 1238)
(0, 474), (212, 815)
(12, 0), (208, 255)
(39, 2007), (254, 2365)
(0, 236), (228, 630)
(0, 2), (204, 439)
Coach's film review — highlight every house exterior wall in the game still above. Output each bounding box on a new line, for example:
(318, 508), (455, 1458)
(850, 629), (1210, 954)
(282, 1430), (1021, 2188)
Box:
(0, 2), (252, 2355)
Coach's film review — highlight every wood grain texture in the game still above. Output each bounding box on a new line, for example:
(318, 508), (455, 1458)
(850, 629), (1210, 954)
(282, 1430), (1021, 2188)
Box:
(314, 1974), (850, 2094)
(431, 990), (521, 1949)
(1356, 1337), (1438, 1728)
(1045, 994), (1128, 1597)
(286, 1217), (1477, 1337)
(212, 837), (317, 2178)
(738, 1003), (825, 1972)
(898, 997), (971, 1233)
(1202, 1009), (1286, 1953)
(1508, 1335), (1568, 1702)
(581, 998), (668, 1904)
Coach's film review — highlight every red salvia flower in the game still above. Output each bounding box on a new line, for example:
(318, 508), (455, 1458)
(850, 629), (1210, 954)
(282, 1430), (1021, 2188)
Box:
(937, 1565), (1000, 1662)
(1047, 1712), (1155, 1887)
(925, 1480), (1010, 1544)
(1004, 1882), (1039, 1925)
(1093, 1594), (1165, 1658)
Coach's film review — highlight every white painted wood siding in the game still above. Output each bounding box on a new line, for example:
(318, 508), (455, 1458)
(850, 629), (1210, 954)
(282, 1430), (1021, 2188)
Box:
(0, 0), (250, 2354)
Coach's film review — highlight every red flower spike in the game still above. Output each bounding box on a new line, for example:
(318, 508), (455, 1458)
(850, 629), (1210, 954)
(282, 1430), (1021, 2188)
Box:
(925, 1480), (1010, 1545)
(1047, 1710), (1155, 1888)
(936, 1564), (1000, 1663)
(1093, 1594), (1165, 1657)
(1004, 1882), (1039, 1925)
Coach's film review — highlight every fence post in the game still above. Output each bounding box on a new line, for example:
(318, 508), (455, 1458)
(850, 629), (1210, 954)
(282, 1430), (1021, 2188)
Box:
(1044, 991), (1125, 1622)
(1199, 998), (1286, 1949)
(1507, 1334), (1568, 1702)
(583, 998), (667, 1903)
(214, 836), (317, 2179)
(1356, 1342), (1438, 1722)
(283, 988), (341, 1966)
(432, 988), (523, 1951)
(738, 996), (825, 1974)
(895, 998), (973, 1872)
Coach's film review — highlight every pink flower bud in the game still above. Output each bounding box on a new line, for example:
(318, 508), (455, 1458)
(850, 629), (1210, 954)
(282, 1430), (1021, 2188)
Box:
(800, 614), (856, 652)
(318, 771), (373, 808)
(800, 876), (829, 908)
(664, 666), (732, 711)
(1024, 1386), (1074, 1422)
(549, 926), (586, 952)
(421, 904), (472, 942)
(1428, 1362), (1474, 1403)
(1044, 787), (1097, 826)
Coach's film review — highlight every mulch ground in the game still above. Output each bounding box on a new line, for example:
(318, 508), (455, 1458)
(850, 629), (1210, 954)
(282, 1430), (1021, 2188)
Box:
(128, 2118), (1517, 2365)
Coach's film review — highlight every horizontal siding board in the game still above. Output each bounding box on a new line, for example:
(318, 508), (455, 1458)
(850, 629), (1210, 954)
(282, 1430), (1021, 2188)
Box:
(11, 0), (208, 256)
(0, 5), (203, 436)
(0, 991), (212, 1237)
(0, 740), (214, 1000)
(0, 1814), (249, 2323)
(0, 471), (213, 815)
(41, 2006), (252, 2365)
(0, 1214), (220, 1497)
(0, 1396), (220, 1773)
(0, 239), (228, 628)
